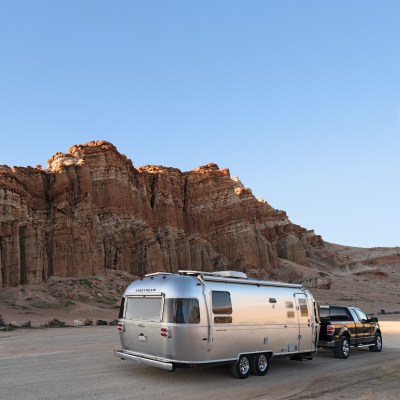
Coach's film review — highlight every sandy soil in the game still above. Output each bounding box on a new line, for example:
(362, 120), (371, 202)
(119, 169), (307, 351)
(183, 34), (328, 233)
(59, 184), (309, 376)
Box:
(1, 321), (399, 400)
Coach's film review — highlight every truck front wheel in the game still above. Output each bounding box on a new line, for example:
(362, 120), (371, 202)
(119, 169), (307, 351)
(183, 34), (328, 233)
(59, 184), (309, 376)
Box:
(334, 336), (350, 359)
(369, 333), (383, 352)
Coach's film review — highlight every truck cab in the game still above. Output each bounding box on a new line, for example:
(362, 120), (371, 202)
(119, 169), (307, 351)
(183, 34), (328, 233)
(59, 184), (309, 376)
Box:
(318, 305), (382, 358)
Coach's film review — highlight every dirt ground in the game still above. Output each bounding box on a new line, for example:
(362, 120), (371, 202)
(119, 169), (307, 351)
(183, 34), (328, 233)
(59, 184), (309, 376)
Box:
(0, 321), (399, 400)
(0, 269), (135, 326)
(1, 243), (400, 399)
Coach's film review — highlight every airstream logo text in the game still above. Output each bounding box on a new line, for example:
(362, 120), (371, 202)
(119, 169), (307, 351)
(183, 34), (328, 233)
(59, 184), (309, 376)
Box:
(135, 289), (157, 292)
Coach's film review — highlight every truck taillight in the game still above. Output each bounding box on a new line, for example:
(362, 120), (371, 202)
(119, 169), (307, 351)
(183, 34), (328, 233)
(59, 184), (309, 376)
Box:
(117, 323), (124, 332)
(327, 324), (335, 335)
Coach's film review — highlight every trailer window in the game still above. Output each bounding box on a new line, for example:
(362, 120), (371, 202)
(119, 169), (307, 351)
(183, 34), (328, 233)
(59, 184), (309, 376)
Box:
(125, 297), (162, 322)
(212, 291), (232, 324)
(298, 298), (309, 317)
(118, 297), (125, 319)
(163, 298), (200, 324)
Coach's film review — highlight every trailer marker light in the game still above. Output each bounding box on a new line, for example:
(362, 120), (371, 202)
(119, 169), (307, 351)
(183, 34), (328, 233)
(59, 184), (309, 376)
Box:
(327, 324), (335, 335)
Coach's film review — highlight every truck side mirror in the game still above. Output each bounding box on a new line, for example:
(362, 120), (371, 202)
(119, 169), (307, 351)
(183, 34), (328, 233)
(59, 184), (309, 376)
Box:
(369, 317), (378, 323)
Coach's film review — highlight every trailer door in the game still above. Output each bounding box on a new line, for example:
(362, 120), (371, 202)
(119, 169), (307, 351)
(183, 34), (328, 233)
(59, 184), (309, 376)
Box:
(294, 294), (313, 351)
(123, 295), (164, 357)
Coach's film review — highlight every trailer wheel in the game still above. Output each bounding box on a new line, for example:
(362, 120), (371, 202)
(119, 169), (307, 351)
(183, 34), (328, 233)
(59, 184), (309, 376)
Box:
(229, 354), (251, 379)
(334, 336), (350, 359)
(369, 333), (382, 352)
(250, 353), (269, 376)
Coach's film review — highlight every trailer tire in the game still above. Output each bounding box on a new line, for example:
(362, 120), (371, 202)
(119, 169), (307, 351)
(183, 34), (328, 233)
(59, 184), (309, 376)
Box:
(250, 353), (269, 376)
(229, 354), (251, 379)
(369, 333), (382, 352)
(334, 336), (350, 359)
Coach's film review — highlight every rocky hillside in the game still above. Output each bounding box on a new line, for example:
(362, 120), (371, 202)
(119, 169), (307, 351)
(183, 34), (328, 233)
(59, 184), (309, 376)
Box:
(0, 140), (324, 287)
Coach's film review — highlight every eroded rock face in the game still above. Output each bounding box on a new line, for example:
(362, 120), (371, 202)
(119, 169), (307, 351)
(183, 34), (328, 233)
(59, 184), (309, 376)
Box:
(0, 140), (323, 286)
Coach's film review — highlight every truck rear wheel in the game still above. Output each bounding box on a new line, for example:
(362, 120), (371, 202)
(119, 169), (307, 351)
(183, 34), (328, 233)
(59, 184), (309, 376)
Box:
(229, 354), (251, 379)
(250, 353), (269, 376)
(369, 333), (382, 352)
(334, 336), (350, 359)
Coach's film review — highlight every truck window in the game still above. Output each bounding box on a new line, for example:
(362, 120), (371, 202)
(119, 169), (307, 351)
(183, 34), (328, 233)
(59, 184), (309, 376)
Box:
(330, 307), (350, 321)
(163, 298), (200, 324)
(319, 306), (350, 320)
(354, 308), (368, 322)
(212, 291), (232, 323)
(319, 307), (330, 320)
(125, 297), (162, 322)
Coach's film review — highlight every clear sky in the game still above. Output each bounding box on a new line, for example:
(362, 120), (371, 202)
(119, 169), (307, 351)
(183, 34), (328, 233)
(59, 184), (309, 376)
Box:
(0, 1), (399, 248)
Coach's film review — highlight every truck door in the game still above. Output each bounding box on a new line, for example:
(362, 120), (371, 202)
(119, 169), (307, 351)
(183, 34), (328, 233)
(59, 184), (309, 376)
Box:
(294, 294), (313, 351)
(353, 308), (372, 344)
(210, 290), (233, 360)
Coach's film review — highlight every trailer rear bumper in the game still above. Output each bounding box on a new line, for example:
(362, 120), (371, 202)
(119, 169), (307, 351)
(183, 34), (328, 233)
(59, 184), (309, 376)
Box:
(114, 350), (174, 371)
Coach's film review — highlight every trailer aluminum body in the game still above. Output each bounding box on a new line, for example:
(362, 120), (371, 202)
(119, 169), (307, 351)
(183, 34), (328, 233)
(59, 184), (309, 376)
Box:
(114, 270), (319, 378)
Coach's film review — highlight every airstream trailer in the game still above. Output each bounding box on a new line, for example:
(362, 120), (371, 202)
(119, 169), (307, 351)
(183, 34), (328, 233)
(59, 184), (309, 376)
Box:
(114, 270), (319, 378)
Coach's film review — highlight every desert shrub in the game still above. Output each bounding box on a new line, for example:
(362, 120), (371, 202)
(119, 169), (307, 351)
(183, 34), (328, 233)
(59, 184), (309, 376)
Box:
(78, 279), (93, 288)
(44, 318), (67, 328)
(0, 325), (18, 332)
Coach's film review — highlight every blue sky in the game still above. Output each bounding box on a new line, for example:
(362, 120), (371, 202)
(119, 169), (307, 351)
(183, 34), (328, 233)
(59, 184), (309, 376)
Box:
(0, 1), (399, 248)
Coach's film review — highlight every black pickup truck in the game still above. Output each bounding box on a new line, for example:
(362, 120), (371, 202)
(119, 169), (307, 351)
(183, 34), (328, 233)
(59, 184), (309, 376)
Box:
(318, 305), (382, 359)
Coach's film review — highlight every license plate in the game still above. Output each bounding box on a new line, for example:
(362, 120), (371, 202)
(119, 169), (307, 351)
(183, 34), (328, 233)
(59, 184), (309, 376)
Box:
(138, 335), (148, 342)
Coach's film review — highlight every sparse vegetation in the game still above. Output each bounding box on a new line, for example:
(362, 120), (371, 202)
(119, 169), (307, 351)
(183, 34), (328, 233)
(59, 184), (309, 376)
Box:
(0, 325), (18, 332)
(78, 278), (94, 288)
(43, 318), (67, 328)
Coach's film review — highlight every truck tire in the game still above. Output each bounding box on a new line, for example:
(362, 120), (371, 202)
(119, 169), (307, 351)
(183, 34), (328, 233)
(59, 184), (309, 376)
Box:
(334, 336), (350, 359)
(250, 353), (269, 376)
(229, 354), (251, 379)
(369, 333), (383, 352)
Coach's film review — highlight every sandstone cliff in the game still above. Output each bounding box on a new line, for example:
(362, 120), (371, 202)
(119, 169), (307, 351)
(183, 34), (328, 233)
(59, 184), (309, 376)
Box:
(0, 140), (323, 287)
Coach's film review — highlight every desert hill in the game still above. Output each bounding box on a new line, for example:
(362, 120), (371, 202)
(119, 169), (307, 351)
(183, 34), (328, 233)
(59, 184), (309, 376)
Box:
(0, 140), (399, 325)
(0, 140), (323, 287)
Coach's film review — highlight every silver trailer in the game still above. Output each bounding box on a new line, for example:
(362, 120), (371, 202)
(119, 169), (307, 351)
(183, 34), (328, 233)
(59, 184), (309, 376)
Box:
(114, 270), (319, 378)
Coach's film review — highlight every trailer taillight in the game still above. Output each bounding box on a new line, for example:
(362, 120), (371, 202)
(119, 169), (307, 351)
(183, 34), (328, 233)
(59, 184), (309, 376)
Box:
(118, 323), (124, 332)
(161, 328), (171, 338)
(327, 324), (335, 335)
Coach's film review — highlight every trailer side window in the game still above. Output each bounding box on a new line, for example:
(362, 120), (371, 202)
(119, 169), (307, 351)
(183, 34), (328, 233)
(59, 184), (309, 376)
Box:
(298, 298), (309, 317)
(118, 297), (126, 319)
(212, 291), (232, 323)
(163, 298), (200, 324)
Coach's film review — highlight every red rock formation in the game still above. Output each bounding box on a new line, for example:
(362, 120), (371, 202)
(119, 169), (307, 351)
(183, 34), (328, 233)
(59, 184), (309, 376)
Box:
(0, 140), (323, 287)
